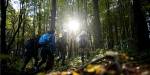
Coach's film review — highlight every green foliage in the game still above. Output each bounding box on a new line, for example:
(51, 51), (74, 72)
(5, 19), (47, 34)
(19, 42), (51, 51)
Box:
(10, 58), (23, 71)
(36, 72), (46, 75)
(0, 54), (23, 72)
(0, 53), (10, 59)
(69, 56), (82, 67)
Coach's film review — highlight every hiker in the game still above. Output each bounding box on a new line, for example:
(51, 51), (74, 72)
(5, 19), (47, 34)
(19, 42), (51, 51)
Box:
(21, 35), (40, 71)
(78, 31), (89, 65)
(56, 32), (68, 66)
(36, 31), (56, 72)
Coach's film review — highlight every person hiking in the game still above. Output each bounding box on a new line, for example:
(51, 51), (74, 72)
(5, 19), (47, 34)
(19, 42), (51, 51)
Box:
(78, 31), (89, 65)
(36, 30), (56, 72)
(21, 35), (40, 71)
(56, 32), (68, 66)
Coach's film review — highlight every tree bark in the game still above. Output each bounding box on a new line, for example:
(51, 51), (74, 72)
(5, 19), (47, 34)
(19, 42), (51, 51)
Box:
(1, 0), (7, 54)
(38, 0), (42, 34)
(92, 0), (103, 48)
(50, 0), (56, 32)
(0, 0), (9, 74)
(133, 0), (149, 51)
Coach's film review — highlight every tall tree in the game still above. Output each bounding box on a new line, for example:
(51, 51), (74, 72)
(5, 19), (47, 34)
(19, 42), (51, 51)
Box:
(133, 0), (149, 51)
(92, 0), (103, 48)
(1, 0), (9, 74)
(37, 0), (42, 34)
(1, 0), (7, 53)
(50, 0), (56, 32)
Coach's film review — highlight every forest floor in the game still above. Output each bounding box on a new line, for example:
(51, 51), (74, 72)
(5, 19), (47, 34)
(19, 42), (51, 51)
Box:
(1, 50), (150, 75)
(34, 50), (150, 75)
(39, 52), (150, 75)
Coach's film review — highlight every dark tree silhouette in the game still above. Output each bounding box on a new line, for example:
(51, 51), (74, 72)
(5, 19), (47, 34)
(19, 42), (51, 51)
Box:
(1, 0), (7, 53)
(133, 0), (150, 51)
(1, 0), (9, 74)
(50, 0), (56, 32)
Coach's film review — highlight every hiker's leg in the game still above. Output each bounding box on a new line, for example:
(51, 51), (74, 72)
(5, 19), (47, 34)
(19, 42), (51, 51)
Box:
(33, 55), (39, 67)
(22, 51), (32, 70)
(45, 52), (54, 71)
(33, 48), (39, 67)
(37, 47), (47, 69)
(61, 49), (66, 66)
(81, 48), (84, 65)
(37, 56), (46, 69)
(45, 47), (54, 71)
(32, 56), (39, 72)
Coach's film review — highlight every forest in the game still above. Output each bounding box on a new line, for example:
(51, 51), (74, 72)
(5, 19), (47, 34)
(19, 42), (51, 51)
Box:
(0, 0), (150, 75)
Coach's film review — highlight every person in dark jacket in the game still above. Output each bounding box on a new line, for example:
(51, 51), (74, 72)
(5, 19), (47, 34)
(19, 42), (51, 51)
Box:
(36, 31), (56, 72)
(21, 35), (39, 71)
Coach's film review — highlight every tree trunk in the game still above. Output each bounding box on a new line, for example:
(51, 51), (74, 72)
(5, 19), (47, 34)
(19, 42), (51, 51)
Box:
(92, 0), (103, 48)
(50, 0), (56, 32)
(105, 0), (114, 49)
(0, 0), (8, 74)
(38, 0), (42, 34)
(1, 0), (7, 54)
(133, 0), (149, 51)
